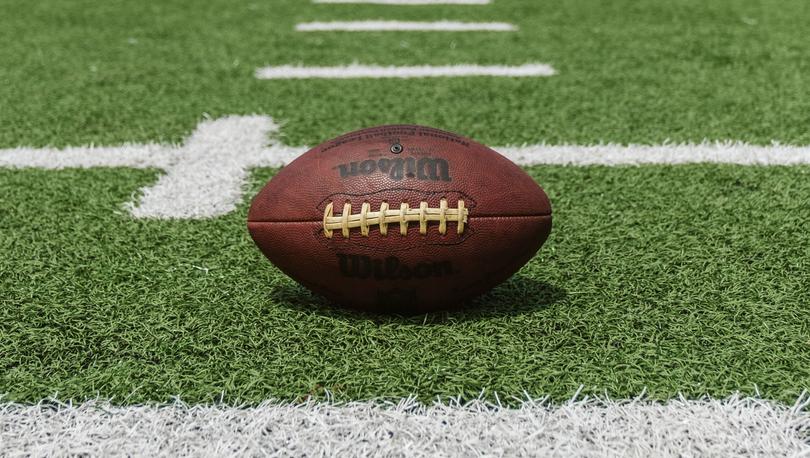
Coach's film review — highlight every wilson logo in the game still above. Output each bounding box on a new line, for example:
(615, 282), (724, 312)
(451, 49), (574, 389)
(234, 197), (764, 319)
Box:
(336, 157), (451, 182)
(337, 254), (454, 280)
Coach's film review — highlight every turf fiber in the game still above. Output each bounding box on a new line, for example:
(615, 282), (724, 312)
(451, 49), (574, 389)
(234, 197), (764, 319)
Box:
(1, 0), (809, 406)
(2, 0), (810, 147)
(2, 165), (808, 404)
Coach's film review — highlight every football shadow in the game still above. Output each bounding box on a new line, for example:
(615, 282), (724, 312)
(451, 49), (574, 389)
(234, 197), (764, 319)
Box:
(270, 274), (567, 324)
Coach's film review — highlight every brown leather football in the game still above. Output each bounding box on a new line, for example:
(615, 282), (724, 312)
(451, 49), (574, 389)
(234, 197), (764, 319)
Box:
(247, 125), (552, 314)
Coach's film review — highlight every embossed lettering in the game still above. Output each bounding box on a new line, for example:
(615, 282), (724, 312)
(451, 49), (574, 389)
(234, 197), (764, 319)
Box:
(337, 253), (372, 278)
(359, 159), (377, 174)
(337, 255), (453, 280)
(405, 157), (416, 179)
(389, 158), (404, 180)
(377, 158), (392, 173)
(335, 156), (451, 181)
(337, 162), (358, 178)
(417, 157), (451, 181)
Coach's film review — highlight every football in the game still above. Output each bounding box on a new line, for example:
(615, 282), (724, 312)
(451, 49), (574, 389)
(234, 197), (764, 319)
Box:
(247, 125), (552, 314)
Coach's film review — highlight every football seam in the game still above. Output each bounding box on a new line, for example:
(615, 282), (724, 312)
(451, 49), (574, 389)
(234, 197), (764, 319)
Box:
(247, 214), (551, 223)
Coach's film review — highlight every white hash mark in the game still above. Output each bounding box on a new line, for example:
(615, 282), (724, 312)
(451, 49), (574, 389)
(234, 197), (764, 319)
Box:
(294, 21), (518, 32)
(312, 0), (490, 4)
(2, 115), (810, 219)
(255, 64), (556, 79)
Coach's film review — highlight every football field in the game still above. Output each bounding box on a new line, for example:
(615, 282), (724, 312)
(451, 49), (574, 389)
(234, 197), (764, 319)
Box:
(1, 0), (809, 455)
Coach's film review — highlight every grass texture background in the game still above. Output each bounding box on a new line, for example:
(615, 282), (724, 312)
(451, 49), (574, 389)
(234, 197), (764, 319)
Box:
(1, 0), (809, 405)
(1, 0), (810, 147)
(2, 165), (808, 404)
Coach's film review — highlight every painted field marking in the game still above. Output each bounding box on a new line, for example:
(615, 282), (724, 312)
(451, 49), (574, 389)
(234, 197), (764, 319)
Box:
(313, 0), (490, 3)
(295, 20), (517, 32)
(2, 395), (809, 456)
(0, 116), (294, 219)
(3, 115), (810, 219)
(494, 142), (810, 166)
(255, 64), (555, 79)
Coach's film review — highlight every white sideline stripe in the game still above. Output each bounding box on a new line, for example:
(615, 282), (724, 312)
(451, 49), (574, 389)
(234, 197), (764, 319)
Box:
(1, 395), (808, 456)
(255, 64), (556, 79)
(3, 115), (810, 219)
(313, 0), (490, 4)
(295, 20), (517, 31)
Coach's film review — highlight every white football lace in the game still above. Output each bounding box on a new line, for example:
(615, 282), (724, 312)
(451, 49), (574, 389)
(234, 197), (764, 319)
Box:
(323, 199), (468, 238)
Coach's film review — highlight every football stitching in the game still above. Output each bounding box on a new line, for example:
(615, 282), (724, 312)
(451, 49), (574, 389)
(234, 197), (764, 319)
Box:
(322, 199), (468, 238)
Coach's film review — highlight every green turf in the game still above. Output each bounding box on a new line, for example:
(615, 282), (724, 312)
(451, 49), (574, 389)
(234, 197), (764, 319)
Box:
(1, 0), (810, 405)
(1, 165), (808, 404)
(1, 0), (810, 147)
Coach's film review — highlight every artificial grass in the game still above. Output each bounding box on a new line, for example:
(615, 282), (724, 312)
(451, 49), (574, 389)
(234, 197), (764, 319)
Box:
(1, 0), (810, 147)
(1, 0), (809, 407)
(1, 165), (808, 405)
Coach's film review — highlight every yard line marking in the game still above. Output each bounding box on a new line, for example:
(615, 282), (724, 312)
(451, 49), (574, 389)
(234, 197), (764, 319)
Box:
(3, 115), (810, 218)
(123, 116), (277, 219)
(313, 0), (490, 4)
(2, 395), (809, 456)
(0, 144), (177, 170)
(295, 20), (517, 32)
(255, 64), (555, 79)
(0, 116), (281, 219)
(495, 142), (810, 166)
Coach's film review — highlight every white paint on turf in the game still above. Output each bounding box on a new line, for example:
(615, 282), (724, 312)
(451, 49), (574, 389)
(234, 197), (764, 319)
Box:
(255, 63), (556, 79)
(124, 116), (277, 219)
(496, 141), (810, 166)
(295, 20), (517, 31)
(313, 0), (490, 4)
(0, 116), (293, 219)
(3, 115), (810, 219)
(1, 394), (808, 457)
(0, 144), (177, 170)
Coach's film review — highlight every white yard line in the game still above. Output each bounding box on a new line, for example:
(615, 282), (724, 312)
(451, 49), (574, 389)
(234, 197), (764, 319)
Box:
(313, 0), (490, 4)
(495, 142), (810, 166)
(1, 395), (808, 457)
(3, 115), (810, 219)
(121, 116), (276, 219)
(255, 63), (555, 79)
(295, 20), (517, 31)
(0, 144), (177, 170)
